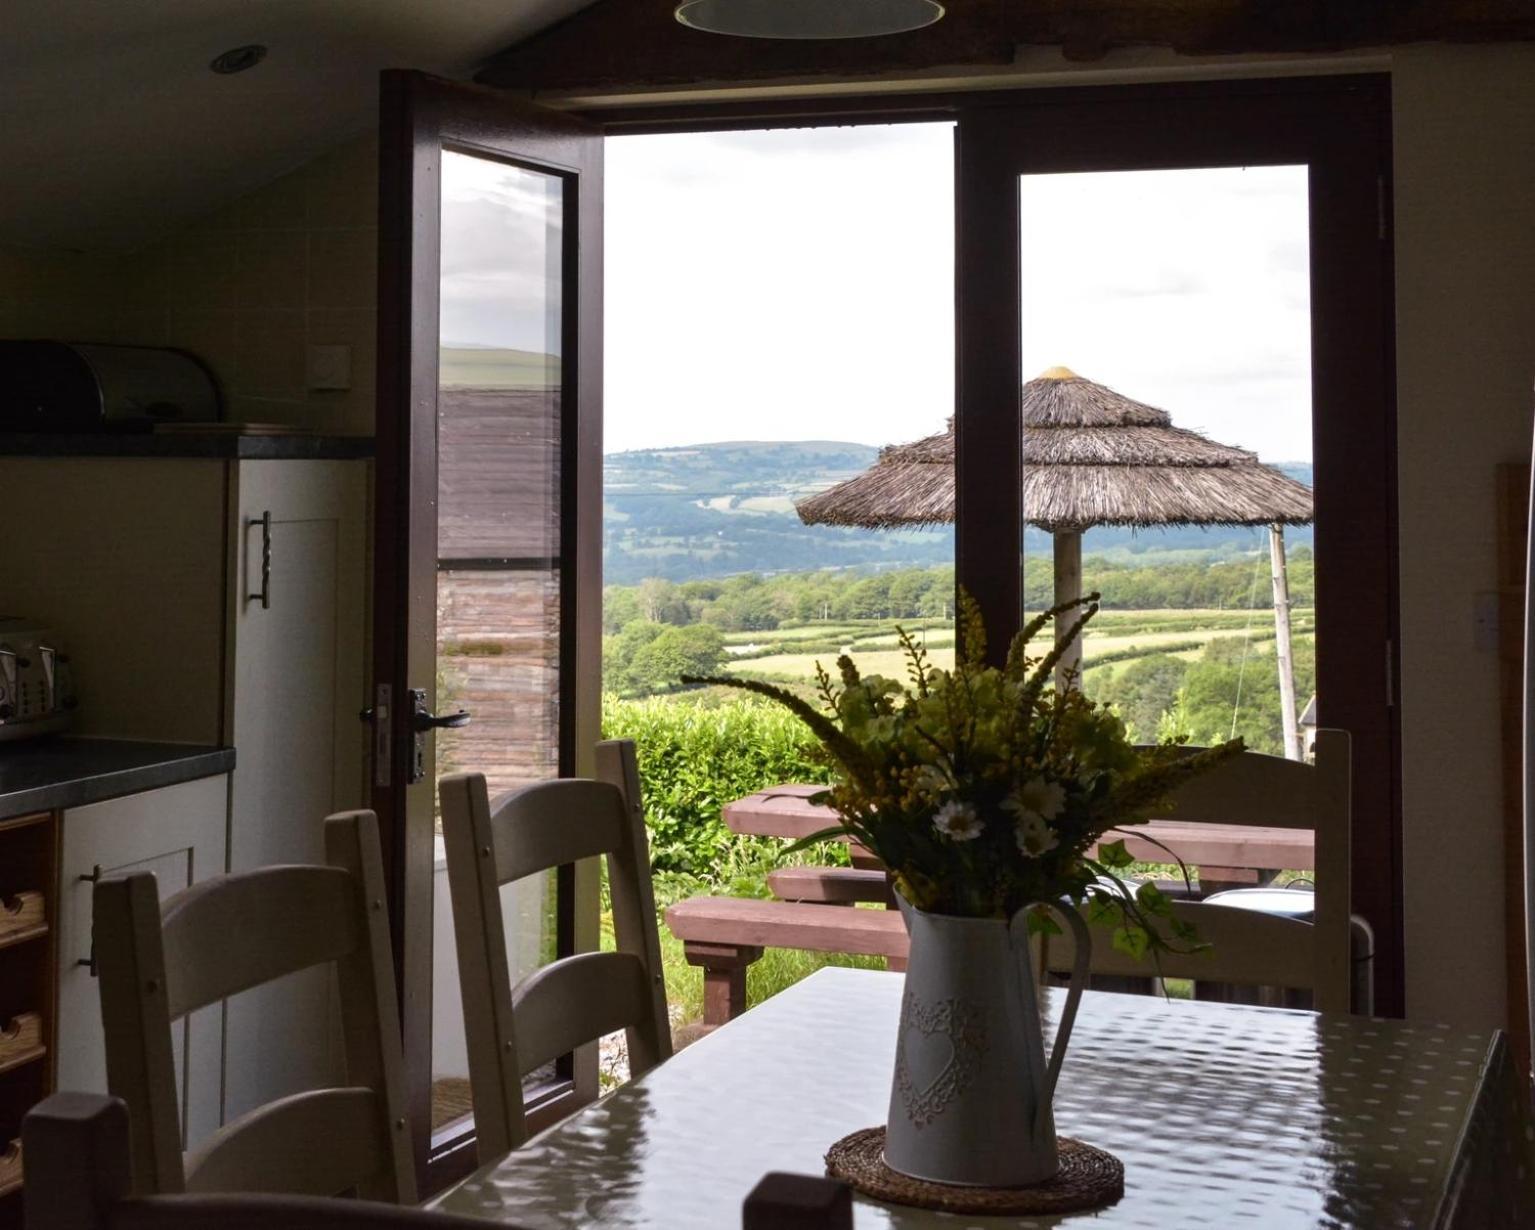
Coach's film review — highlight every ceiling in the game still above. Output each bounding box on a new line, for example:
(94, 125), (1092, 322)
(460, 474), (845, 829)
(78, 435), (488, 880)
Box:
(0, 0), (594, 252)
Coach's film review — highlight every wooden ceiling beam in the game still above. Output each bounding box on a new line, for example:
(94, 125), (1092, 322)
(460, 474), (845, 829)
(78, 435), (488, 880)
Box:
(476, 0), (1535, 91)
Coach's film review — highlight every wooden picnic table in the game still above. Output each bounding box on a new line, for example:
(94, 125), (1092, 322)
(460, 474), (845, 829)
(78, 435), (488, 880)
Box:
(724, 783), (1315, 893)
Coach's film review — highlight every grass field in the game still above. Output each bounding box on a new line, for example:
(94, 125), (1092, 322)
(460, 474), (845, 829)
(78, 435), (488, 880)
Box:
(722, 608), (1315, 687)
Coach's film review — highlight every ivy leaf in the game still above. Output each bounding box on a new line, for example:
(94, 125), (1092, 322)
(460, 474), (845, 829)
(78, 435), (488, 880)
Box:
(1112, 924), (1150, 960)
(1098, 838), (1133, 870)
(1085, 895), (1121, 929)
(1135, 881), (1171, 918)
(1169, 916), (1200, 944)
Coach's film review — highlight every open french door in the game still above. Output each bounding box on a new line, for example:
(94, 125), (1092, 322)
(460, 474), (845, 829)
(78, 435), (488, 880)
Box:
(371, 70), (603, 1189)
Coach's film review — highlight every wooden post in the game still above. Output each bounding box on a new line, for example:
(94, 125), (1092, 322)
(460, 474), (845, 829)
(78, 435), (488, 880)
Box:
(1053, 529), (1083, 691)
(1269, 524), (1301, 761)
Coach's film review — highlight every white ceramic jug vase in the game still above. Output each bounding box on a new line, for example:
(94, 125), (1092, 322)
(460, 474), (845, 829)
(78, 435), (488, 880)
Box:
(883, 896), (1091, 1187)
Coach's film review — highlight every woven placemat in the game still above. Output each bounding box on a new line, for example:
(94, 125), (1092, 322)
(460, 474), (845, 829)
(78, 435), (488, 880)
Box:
(825, 1126), (1124, 1216)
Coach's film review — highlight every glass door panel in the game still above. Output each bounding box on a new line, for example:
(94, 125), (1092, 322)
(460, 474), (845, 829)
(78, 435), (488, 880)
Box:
(431, 150), (564, 1133)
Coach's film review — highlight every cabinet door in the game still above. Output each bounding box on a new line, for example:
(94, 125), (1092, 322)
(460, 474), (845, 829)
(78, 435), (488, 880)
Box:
(223, 459), (367, 1122)
(56, 776), (228, 1149)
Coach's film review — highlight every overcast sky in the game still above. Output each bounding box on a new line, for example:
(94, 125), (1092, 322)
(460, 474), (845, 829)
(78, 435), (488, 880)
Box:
(441, 125), (1313, 463)
(600, 124), (1312, 464)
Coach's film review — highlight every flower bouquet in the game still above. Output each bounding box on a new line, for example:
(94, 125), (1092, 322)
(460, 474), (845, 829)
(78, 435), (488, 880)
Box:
(686, 591), (1243, 955)
(688, 592), (1247, 1187)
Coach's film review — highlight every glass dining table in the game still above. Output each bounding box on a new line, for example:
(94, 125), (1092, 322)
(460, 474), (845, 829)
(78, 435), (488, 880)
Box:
(431, 967), (1532, 1229)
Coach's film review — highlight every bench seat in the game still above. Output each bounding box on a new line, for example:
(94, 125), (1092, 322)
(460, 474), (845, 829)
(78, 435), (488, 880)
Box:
(765, 866), (894, 906)
(665, 896), (908, 1025)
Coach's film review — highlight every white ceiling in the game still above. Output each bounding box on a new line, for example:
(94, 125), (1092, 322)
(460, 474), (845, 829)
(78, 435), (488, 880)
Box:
(0, 0), (593, 252)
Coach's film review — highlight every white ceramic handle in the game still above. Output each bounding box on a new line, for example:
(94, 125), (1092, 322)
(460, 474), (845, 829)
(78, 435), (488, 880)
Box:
(1039, 899), (1091, 1114)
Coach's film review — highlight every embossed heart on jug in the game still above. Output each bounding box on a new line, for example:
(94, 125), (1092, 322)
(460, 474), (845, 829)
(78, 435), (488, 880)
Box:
(893, 991), (988, 1128)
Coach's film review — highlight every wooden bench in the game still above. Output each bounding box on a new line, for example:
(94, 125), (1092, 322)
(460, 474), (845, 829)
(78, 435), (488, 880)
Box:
(666, 897), (908, 1026)
(765, 866), (894, 906)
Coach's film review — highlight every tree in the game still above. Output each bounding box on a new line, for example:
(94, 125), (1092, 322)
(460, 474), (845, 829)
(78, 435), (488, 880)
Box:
(602, 585), (641, 635)
(886, 570), (931, 619)
(624, 624), (727, 695)
(1097, 653), (1189, 742)
(637, 577), (692, 625)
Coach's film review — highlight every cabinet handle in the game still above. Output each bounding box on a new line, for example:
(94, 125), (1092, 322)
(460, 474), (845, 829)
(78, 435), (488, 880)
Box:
(247, 511), (272, 610)
(78, 865), (102, 975)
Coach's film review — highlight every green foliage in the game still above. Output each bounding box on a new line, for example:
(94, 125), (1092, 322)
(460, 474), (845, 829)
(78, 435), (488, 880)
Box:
(1097, 654), (1191, 742)
(600, 693), (837, 875)
(603, 622), (727, 697)
(1176, 636), (1316, 756)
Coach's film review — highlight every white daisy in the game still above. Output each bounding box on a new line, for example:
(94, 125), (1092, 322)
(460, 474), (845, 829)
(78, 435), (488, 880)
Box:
(932, 799), (983, 842)
(1015, 775), (1067, 820)
(1013, 810), (1061, 858)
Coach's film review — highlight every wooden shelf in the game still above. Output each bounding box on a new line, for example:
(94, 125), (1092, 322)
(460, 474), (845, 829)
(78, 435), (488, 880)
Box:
(0, 892), (46, 951)
(0, 1140), (20, 1198)
(0, 1015), (44, 1077)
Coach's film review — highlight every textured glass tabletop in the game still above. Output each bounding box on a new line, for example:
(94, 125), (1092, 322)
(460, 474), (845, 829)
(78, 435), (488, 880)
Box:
(432, 967), (1527, 1229)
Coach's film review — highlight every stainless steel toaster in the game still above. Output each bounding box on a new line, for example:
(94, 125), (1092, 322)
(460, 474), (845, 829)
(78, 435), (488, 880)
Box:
(0, 618), (77, 741)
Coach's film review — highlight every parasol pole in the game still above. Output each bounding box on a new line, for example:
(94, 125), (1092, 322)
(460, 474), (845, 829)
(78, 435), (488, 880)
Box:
(1269, 523), (1301, 761)
(1053, 528), (1083, 691)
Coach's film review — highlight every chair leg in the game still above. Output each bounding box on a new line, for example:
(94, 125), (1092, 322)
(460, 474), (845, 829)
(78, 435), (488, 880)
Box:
(683, 942), (763, 1026)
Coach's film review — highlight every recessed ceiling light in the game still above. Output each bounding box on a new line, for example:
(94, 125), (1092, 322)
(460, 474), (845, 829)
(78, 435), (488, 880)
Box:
(675, 0), (944, 38)
(210, 44), (267, 75)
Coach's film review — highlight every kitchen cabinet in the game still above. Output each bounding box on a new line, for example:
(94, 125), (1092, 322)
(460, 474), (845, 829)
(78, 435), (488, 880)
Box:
(222, 460), (366, 1120)
(0, 739), (233, 1221)
(54, 775), (228, 1149)
(0, 811), (57, 1225)
(0, 444), (370, 1126)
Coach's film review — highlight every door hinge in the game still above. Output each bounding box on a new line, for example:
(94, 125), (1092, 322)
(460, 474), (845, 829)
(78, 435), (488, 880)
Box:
(1385, 638), (1395, 708)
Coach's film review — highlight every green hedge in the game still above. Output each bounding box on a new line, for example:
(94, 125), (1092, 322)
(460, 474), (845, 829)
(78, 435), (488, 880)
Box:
(601, 693), (835, 879)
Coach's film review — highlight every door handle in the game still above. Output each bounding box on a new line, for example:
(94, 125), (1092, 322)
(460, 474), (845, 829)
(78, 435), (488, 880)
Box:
(407, 688), (469, 784)
(411, 709), (471, 732)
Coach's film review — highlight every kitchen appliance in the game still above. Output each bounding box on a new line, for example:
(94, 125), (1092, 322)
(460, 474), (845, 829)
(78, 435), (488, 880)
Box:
(0, 618), (77, 741)
(0, 341), (221, 431)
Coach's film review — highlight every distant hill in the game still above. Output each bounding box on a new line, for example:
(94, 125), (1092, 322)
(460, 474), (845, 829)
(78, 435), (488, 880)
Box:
(602, 441), (1313, 585)
(440, 346), (558, 389)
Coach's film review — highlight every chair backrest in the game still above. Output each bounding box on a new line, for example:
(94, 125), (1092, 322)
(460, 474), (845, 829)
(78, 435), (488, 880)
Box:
(1045, 728), (1352, 1012)
(93, 812), (415, 1202)
(439, 739), (670, 1163)
(23, 1094), (515, 1230)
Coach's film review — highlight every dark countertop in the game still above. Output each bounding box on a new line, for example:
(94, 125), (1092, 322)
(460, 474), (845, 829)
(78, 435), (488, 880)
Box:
(0, 433), (373, 460)
(0, 737), (234, 819)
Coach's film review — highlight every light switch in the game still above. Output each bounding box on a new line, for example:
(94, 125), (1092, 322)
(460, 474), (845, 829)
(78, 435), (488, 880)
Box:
(306, 344), (352, 391)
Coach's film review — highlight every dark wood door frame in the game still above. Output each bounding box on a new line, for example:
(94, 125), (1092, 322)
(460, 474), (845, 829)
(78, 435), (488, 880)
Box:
(594, 74), (1402, 1014)
(375, 68), (604, 1192)
(951, 76), (1401, 1015)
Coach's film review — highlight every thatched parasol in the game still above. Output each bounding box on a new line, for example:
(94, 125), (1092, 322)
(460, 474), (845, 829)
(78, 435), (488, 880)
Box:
(796, 367), (1314, 755)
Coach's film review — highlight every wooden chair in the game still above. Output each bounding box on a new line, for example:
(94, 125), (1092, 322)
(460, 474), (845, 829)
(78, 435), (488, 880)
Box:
(22, 1093), (518, 1230)
(24, 1093), (848, 1230)
(92, 812), (415, 1201)
(1045, 728), (1353, 1013)
(439, 739), (671, 1164)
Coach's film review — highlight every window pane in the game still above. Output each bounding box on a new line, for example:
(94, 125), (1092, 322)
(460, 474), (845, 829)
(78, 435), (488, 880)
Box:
(601, 124), (955, 1071)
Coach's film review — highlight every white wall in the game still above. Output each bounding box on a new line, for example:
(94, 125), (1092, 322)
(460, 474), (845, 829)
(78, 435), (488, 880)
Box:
(1393, 44), (1535, 1030)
